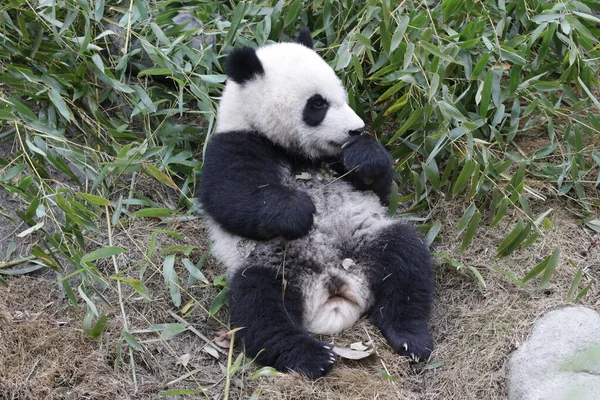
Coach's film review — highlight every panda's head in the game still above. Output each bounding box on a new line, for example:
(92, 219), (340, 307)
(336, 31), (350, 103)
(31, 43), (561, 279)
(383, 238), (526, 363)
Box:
(216, 28), (365, 159)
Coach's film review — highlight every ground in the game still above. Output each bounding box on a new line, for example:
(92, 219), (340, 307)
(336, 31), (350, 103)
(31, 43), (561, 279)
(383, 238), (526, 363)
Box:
(1, 174), (598, 400)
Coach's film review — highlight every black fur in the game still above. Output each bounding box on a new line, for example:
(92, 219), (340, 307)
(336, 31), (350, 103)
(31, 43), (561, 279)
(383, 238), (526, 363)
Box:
(365, 224), (435, 361)
(302, 94), (329, 127)
(199, 131), (317, 241)
(229, 265), (335, 378)
(340, 134), (394, 203)
(226, 47), (265, 84)
(297, 27), (313, 49)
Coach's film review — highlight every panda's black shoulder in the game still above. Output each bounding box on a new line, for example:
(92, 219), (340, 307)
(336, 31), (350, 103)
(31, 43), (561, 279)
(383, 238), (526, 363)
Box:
(204, 130), (317, 171)
(204, 130), (289, 162)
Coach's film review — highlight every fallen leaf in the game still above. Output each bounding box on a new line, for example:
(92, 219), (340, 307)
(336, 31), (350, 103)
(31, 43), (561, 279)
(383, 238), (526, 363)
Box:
(177, 353), (191, 367)
(333, 343), (375, 360)
(214, 330), (232, 348)
(203, 346), (220, 359)
(350, 340), (373, 351)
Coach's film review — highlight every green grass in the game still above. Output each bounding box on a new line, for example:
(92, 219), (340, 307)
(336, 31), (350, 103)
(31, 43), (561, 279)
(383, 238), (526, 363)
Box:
(1, 0), (599, 394)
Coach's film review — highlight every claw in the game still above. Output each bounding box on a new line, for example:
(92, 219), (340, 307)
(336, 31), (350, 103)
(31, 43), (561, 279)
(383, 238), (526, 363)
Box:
(403, 343), (408, 351)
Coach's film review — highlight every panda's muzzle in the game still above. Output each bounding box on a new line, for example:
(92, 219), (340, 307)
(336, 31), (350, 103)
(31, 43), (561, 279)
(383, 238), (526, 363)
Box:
(348, 127), (364, 136)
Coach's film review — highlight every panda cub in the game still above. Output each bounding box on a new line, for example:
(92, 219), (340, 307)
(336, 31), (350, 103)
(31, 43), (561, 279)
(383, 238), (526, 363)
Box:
(199, 28), (434, 378)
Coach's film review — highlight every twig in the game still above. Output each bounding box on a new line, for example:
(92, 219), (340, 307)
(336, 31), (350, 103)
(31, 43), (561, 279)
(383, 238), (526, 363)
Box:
(223, 332), (235, 400)
(167, 310), (227, 355)
(105, 205), (138, 392)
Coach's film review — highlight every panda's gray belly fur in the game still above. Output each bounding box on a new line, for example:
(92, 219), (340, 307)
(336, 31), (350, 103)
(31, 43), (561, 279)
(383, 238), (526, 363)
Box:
(206, 164), (397, 335)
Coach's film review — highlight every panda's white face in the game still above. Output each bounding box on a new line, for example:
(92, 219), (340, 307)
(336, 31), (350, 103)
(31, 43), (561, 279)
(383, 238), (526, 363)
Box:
(216, 42), (365, 159)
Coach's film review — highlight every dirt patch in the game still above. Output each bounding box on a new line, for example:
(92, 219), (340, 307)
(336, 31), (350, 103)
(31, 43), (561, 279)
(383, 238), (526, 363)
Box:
(0, 276), (129, 399)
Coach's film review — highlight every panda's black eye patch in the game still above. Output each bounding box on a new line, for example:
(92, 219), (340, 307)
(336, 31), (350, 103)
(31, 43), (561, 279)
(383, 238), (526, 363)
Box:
(303, 94), (329, 127)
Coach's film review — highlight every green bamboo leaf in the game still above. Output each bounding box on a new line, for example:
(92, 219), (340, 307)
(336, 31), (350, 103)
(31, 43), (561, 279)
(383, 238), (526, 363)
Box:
(376, 80), (407, 103)
(0, 165), (25, 182)
(134, 208), (177, 218)
(574, 280), (595, 302)
(539, 248), (560, 290)
(388, 106), (424, 144)
(163, 255), (181, 307)
(438, 100), (466, 122)
(566, 263), (583, 301)
(81, 246), (125, 263)
(209, 287), (230, 316)
(390, 16), (409, 53)
(0, 264), (45, 275)
(144, 163), (177, 189)
(251, 366), (285, 378)
(48, 88), (71, 121)
(94, 0), (105, 21)
(123, 332), (143, 351)
(423, 220), (442, 247)
(496, 221), (530, 257)
(403, 42), (415, 69)
(461, 210), (481, 251)
(423, 159), (440, 191)
(457, 203), (477, 233)
(62, 279), (78, 307)
(182, 257), (209, 284)
(467, 264), (487, 292)
(137, 68), (173, 77)
(472, 53), (490, 79)
(493, 266), (526, 288)
(224, 2), (246, 47)
(479, 69), (493, 117)
(451, 159), (476, 198)
(284, 0), (302, 27)
(83, 311), (108, 339)
(78, 284), (99, 317)
(76, 192), (110, 206)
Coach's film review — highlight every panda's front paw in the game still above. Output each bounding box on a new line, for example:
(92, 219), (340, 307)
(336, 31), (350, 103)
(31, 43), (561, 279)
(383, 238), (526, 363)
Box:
(381, 322), (433, 362)
(274, 336), (336, 379)
(271, 189), (316, 240)
(342, 135), (393, 183)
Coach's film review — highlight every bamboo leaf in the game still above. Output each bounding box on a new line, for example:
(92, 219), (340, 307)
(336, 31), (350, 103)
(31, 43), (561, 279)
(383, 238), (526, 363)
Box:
(461, 210), (481, 251)
(82, 246), (125, 263)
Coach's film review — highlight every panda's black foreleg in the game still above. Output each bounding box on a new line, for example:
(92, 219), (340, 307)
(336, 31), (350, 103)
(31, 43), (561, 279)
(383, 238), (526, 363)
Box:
(228, 265), (335, 378)
(367, 223), (435, 361)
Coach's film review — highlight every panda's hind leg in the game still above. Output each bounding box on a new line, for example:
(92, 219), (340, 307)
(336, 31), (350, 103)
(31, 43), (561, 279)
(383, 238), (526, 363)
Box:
(228, 265), (335, 378)
(366, 223), (435, 361)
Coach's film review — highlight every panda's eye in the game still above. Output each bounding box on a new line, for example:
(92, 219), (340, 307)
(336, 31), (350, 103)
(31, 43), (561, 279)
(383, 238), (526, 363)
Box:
(313, 100), (326, 109)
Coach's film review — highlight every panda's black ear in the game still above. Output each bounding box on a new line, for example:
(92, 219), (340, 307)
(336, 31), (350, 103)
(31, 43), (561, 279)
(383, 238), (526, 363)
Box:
(297, 27), (313, 49)
(225, 47), (265, 84)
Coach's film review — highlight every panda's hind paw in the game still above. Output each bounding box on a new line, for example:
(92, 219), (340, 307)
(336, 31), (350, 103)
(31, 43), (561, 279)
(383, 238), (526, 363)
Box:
(274, 336), (335, 379)
(382, 325), (433, 362)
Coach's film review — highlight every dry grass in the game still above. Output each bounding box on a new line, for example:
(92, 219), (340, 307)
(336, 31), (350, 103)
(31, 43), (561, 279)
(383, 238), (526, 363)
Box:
(1, 197), (599, 400)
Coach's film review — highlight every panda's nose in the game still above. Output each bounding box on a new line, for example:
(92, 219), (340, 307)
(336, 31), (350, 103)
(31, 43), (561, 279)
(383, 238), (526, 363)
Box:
(349, 127), (364, 136)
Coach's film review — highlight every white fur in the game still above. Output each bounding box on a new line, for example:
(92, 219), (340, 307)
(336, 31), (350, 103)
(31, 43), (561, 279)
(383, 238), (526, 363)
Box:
(216, 43), (364, 158)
